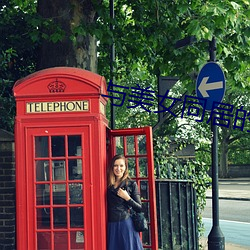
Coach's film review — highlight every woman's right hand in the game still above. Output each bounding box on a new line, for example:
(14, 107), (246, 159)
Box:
(117, 188), (131, 201)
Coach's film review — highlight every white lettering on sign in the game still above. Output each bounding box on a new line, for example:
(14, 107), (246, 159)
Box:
(100, 101), (105, 115)
(26, 100), (89, 113)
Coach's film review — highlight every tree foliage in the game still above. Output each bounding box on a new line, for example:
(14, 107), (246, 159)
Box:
(1, 0), (249, 170)
(0, 0), (37, 131)
(98, 0), (249, 86)
(97, 0), (250, 178)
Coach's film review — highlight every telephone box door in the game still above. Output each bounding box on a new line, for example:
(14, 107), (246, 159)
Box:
(26, 126), (92, 250)
(109, 126), (158, 250)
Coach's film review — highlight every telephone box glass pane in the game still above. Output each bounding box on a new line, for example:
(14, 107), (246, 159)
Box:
(69, 159), (82, 180)
(52, 160), (66, 181)
(52, 185), (66, 204)
(138, 135), (146, 155)
(71, 231), (84, 248)
(53, 208), (67, 227)
(127, 158), (136, 178)
(36, 160), (49, 181)
(43, 186), (50, 204)
(115, 136), (124, 155)
(139, 157), (148, 177)
(128, 158), (136, 177)
(142, 202), (150, 222)
(54, 231), (68, 249)
(37, 208), (50, 229)
(69, 183), (83, 204)
(142, 202), (151, 245)
(70, 207), (83, 227)
(35, 136), (49, 157)
(140, 180), (149, 200)
(37, 232), (51, 249)
(36, 184), (47, 205)
(127, 136), (135, 155)
(52, 136), (65, 157)
(68, 135), (81, 156)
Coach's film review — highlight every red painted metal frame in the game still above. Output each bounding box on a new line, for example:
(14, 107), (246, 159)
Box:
(26, 127), (91, 250)
(109, 126), (158, 250)
(14, 67), (108, 250)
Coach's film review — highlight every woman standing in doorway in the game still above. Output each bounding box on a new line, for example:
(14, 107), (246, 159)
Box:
(107, 154), (144, 250)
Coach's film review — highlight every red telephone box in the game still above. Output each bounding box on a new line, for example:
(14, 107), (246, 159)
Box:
(13, 67), (158, 250)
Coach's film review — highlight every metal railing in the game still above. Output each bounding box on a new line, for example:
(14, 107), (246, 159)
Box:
(156, 179), (198, 250)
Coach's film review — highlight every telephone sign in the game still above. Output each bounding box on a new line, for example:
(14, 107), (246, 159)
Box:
(26, 100), (89, 113)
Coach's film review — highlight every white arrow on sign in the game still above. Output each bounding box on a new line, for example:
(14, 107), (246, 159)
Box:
(198, 76), (223, 98)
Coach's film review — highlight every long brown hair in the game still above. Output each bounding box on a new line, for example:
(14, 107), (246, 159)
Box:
(107, 154), (130, 187)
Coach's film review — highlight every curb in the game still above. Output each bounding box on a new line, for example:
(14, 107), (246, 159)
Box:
(218, 178), (250, 182)
(206, 196), (250, 201)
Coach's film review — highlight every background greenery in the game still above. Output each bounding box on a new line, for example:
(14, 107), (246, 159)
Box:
(0, 0), (249, 245)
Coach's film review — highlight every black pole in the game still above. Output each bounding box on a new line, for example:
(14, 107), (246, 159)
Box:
(110, 0), (115, 129)
(208, 37), (225, 250)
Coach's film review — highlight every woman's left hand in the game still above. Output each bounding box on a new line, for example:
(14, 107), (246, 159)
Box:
(117, 188), (131, 201)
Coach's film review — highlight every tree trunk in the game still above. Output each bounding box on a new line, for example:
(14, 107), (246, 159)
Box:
(37, 0), (99, 72)
(219, 140), (229, 178)
(219, 128), (230, 178)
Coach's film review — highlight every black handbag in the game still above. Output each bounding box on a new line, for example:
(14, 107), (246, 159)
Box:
(131, 210), (148, 232)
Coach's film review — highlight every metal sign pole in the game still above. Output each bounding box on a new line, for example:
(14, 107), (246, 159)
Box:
(208, 37), (225, 250)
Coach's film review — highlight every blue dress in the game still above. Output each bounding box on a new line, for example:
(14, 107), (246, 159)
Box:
(107, 180), (144, 250)
(108, 217), (143, 250)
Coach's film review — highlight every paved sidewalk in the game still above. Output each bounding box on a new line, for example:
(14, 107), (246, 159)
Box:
(206, 178), (250, 201)
(200, 238), (250, 250)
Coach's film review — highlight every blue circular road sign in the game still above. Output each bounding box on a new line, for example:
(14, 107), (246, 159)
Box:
(196, 62), (226, 111)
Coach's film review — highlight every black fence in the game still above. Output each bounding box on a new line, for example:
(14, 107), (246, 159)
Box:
(156, 179), (198, 250)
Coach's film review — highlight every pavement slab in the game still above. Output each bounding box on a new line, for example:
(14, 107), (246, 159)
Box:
(200, 238), (250, 250)
(206, 179), (250, 200)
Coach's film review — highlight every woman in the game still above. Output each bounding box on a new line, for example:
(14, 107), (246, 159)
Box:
(107, 154), (144, 250)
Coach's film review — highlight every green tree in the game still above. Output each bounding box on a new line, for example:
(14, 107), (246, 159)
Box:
(0, 0), (37, 131)
(36, 0), (101, 71)
(97, 0), (249, 178)
(218, 89), (250, 177)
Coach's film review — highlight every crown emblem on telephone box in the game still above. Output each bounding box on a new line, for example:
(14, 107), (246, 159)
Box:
(47, 79), (66, 93)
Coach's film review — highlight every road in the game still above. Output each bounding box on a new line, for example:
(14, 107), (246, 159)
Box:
(202, 199), (250, 223)
(202, 180), (250, 249)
